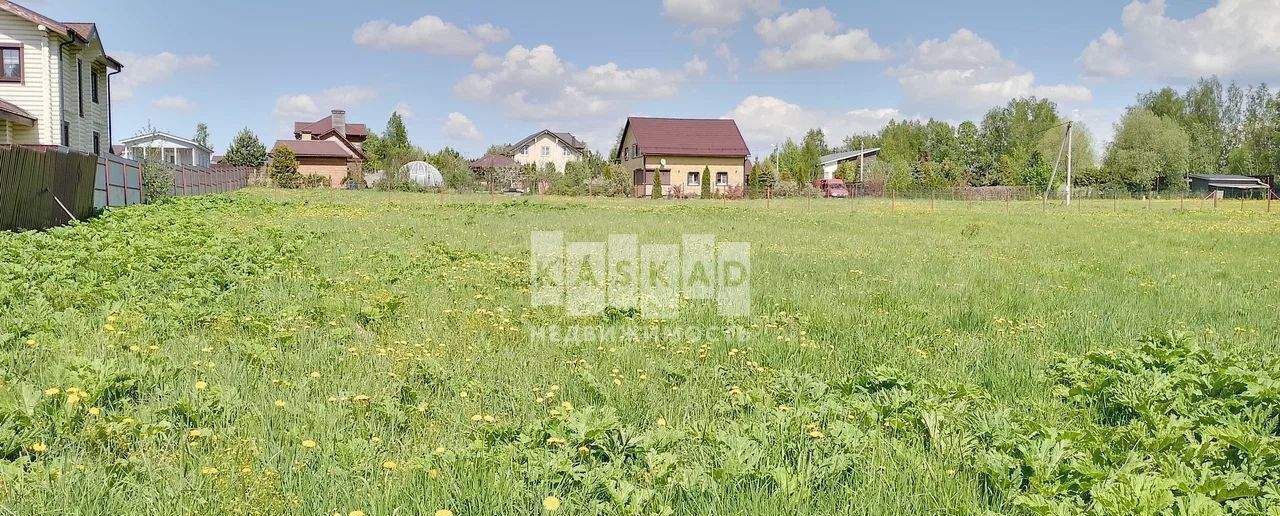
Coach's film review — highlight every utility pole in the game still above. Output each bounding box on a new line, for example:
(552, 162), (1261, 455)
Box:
(1065, 121), (1074, 206)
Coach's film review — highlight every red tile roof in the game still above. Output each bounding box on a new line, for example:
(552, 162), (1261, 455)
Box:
(274, 140), (356, 159)
(0, 99), (36, 125)
(293, 116), (368, 139)
(617, 117), (749, 160)
(471, 153), (518, 169)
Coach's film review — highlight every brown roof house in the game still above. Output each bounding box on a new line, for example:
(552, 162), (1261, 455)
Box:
(275, 109), (366, 187)
(0, 0), (124, 155)
(614, 117), (751, 198)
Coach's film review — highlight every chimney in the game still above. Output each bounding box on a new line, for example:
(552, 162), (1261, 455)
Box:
(331, 109), (347, 137)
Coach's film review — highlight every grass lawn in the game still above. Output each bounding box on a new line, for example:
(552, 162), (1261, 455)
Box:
(1, 189), (1277, 515)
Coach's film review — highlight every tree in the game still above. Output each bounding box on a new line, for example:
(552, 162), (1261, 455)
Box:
(383, 112), (410, 150)
(194, 123), (210, 150)
(651, 169), (662, 199)
(956, 121), (985, 182)
(223, 128), (268, 168)
(700, 165), (712, 197)
(269, 144), (301, 188)
(1102, 108), (1191, 193)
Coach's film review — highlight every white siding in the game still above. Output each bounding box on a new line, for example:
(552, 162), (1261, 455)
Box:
(120, 133), (212, 166)
(0, 10), (56, 146)
(59, 36), (110, 154)
(514, 134), (581, 172)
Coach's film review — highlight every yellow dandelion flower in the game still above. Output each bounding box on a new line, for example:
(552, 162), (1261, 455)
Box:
(435, 510), (454, 516)
(655, 418), (667, 427)
(43, 387), (60, 396)
(433, 446), (447, 455)
(310, 371), (321, 379)
(349, 511), (366, 516)
(200, 466), (219, 475)
(470, 414), (483, 422)
(427, 468), (441, 479)
(382, 460), (397, 470)
(194, 381), (207, 391)
(543, 495), (562, 512)
(30, 442), (47, 453)
(560, 401), (573, 412)
(274, 399), (286, 408)
(301, 439), (317, 449)
(88, 407), (101, 416)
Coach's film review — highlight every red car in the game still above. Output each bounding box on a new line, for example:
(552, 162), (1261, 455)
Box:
(813, 178), (850, 198)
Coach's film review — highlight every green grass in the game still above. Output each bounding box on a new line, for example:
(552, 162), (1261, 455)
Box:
(0, 190), (1277, 515)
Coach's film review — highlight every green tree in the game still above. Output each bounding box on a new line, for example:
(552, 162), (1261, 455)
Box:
(194, 123), (210, 150)
(269, 144), (301, 189)
(1102, 108), (1191, 192)
(223, 128), (268, 168)
(383, 112), (410, 150)
(700, 165), (712, 197)
(651, 170), (662, 199)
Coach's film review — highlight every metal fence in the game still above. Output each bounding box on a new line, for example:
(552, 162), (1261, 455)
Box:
(164, 163), (251, 196)
(95, 152), (144, 209)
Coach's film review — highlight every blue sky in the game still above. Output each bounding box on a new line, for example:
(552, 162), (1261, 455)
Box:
(31, 0), (1280, 157)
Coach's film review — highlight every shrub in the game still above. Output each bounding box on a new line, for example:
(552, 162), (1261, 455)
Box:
(140, 160), (173, 203)
(269, 145), (301, 189)
(700, 165), (712, 197)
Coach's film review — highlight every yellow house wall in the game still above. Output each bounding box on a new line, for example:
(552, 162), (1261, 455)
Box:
(514, 133), (580, 172)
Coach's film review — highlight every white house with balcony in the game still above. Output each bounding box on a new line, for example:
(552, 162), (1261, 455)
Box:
(118, 130), (213, 167)
(512, 130), (587, 172)
(0, 1), (121, 155)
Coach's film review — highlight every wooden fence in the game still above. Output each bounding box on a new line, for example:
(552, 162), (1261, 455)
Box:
(1, 145), (98, 231)
(3, 145), (252, 231)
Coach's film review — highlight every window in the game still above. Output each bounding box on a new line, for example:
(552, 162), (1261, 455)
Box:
(564, 147), (572, 157)
(0, 45), (20, 82)
(687, 172), (700, 186)
(61, 121), (70, 147)
(716, 172), (729, 186)
(92, 131), (100, 155)
(541, 145), (550, 157)
(77, 58), (84, 117)
(91, 68), (99, 104)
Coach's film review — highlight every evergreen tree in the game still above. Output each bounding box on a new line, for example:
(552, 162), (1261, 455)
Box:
(383, 112), (410, 150)
(651, 170), (662, 199)
(223, 128), (268, 168)
(700, 165), (712, 197)
(269, 145), (301, 188)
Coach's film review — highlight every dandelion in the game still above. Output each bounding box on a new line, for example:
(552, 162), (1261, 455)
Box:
(435, 510), (454, 516)
(560, 401), (573, 412)
(433, 446), (447, 455)
(350, 511), (367, 516)
(310, 371), (321, 379)
(200, 466), (219, 476)
(194, 381), (207, 391)
(43, 387), (60, 396)
(274, 399), (286, 408)
(543, 495), (562, 512)
(88, 407), (101, 416)
(301, 439), (317, 449)
(427, 468), (441, 479)
(30, 442), (47, 453)
(382, 460), (397, 470)
(656, 418), (667, 427)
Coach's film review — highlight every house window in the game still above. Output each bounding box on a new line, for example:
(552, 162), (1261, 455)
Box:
(0, 45), (21, 82)
(91, 68), (99, 104)
(77, 58), (84, 117)
(687, 172), (700, 186)
(541, 145), (550, 157)
(715, 172), (729, 186)
(61, 121), (70, 147)
(564, 147), (572, 156)
(92, 131), (100, 155)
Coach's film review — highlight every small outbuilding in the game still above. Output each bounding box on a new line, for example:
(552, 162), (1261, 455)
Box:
(819, 148), (879, 181)
(1188, 174), (1273, 199)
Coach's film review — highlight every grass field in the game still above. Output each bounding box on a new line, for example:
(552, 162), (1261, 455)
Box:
(1, 190), (1277, 515)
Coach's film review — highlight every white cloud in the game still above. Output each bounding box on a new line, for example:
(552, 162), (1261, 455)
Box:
(442, 112), (483, 141)
(755, 8), (889, 71)
(113, 52), (216, 101)
(272, 86), (378, 122)
(353, 15), (509, 56)
(1080, 0), (1280, 80)
(715, 43), (741, 77)
(453, 44), (694, 124)
(727, 95), (900, 154)
(662, 0), (780, 28)
(394, 102), (414, 119)
(150, 96), (195, 111)
(684, 55), (709, 76)
(890, 29), (1091, 118)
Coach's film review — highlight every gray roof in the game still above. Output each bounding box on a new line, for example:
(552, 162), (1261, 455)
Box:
(819, 148), (880, 166)
(514, 130), (586, 152)
(1189, 174), (1270, 190)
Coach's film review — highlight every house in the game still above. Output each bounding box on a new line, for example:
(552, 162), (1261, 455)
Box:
(512, 130), (586, 172)
(614, 117), (750, 198)
(1188, 174), (1273, 199)
(275, 109), (367, 187)
(118, 130), (213, 167)
(819, 148), (880, 181)
(0, 0), (122, 155)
